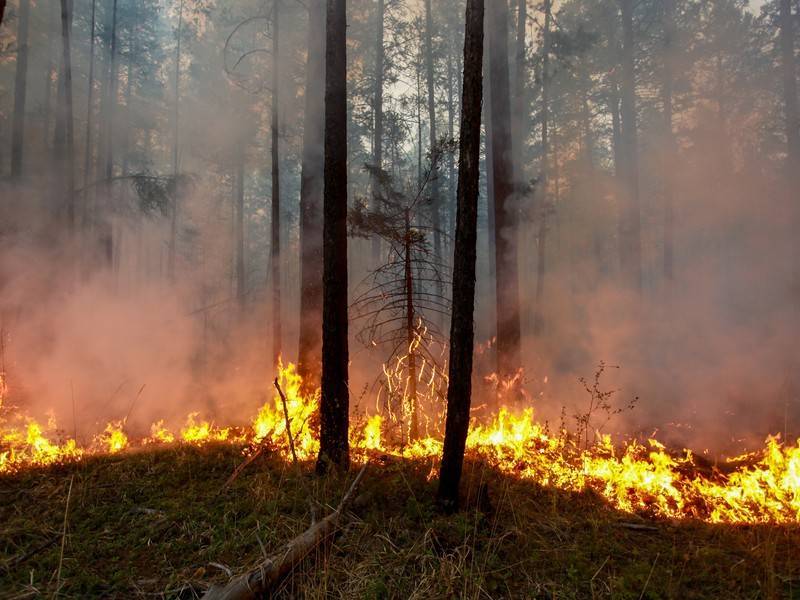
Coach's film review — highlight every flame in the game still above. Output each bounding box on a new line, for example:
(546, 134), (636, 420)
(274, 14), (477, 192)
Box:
(2, 362), (800, 524)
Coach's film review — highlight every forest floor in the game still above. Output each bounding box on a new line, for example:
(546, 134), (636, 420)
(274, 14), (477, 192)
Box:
(1, 443), (799, 599)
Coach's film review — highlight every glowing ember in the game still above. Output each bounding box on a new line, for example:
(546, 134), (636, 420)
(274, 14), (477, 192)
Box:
(2, 362), (799, 524)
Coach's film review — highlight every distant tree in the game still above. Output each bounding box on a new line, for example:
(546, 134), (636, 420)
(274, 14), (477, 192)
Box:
(437, 0), (484, 514)
(270, 0), (281, 368)
(778, 0), (800, 169)
(317, 0), (350, 474)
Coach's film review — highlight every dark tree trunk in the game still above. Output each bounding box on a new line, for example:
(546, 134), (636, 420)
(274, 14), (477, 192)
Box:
(779, 0), (800, 167)
(618, 0), (642, 291)
(57, 0), (75, 230)
(0, 0), (6, 27)
(298, 0), (326, 391)
(513, 0), (526, 181)
(437, 0), (484, 514)
(487, 0), (521, 375)
(446, 47), (456, 243)
(316, 0), (350, 474)
(10, 0), (30, 179)
(82, 0), (97, 228)
(532, 0), (550, 336)
(404, 209), (419, 440)
(271, 0), (282, 368)
(424, 0), (442, 272)
(371, 0), (384, 264)
(104, 0), (118, 182)
(43, 3), (56, 152)
(168, 0), (184, 282)
(662, 0), (676, 281)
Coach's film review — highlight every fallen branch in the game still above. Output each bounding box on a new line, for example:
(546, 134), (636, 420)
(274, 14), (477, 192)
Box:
(222, 444), (269, 491)
(274, 378), (298, 466)
(203, 464), (368, 600)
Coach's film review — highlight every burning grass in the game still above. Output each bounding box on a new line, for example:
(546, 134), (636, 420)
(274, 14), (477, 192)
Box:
(1, 444), (798, 598)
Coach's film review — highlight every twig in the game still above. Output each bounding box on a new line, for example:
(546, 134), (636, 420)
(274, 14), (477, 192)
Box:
(274, 378), (298, 466)
(618, 522), (659, 532)
(123, 384), (147, 424)
(4, 536), (59, 570)
(221, 444), (267, 491)
(55, 475), (75, 595)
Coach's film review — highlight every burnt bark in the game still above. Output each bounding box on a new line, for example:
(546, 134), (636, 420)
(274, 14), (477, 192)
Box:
(316, 0), (350, 474)
(298, 0), (326, 391)
(437, 0), (484, 514)
(487, 0), (521, 375)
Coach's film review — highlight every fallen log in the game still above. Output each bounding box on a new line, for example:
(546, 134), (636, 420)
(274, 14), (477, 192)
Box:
(203, 464), (367, 600)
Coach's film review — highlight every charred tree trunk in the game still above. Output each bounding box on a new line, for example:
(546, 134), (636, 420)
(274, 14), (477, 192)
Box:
(10, 0), (30, 179)
(298, 0), (326, 391)
(404, 209), (419, 441)
(618, 0), (642, 291)
(168, 0), (184, 282)
(487, 0), (521, 375)
(437, 0), (484, 514)
(317, 0), (350, 474)
(662, 0), (676, 281)
(271, 0), (282, 368)
(424, 0), (442, 273)
(779, 0), (800, 168)
(371, 0), (385, 264)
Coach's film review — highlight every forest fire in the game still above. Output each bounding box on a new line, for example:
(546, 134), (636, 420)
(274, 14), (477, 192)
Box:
(2, 362), (798, 525)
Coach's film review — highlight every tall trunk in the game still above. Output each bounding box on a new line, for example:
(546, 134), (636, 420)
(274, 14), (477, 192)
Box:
(298, 0), (326, 391)
(270, 0), (282, 368)
(10, 0), (30, 179)
(488, 0), (521, 376)
(513, 0), (526, 181)
(533, 0), (550, 336)
(437, 0), (484, 514)
(57, 0), (75, 230)
(104, 0), (118, 181)
(424, 0), (442, 271)
(662, 0), (676, 281)
(446, 46), (456, 243)
(404, 209), (419, 441)
(83, 0), (97, 228)
(779, 0), (800, 167)
(619, 0), (642, 291)
(235, 144), (245, 309)
(43, 3), (56, 151)
(316, 0), (350, 474)
(370, 0), (384, 263)
(168, 0), (184, 282)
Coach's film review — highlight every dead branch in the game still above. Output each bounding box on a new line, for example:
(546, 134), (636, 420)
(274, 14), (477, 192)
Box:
(203, 464), (368, 600)
(274, 378), (298, 466)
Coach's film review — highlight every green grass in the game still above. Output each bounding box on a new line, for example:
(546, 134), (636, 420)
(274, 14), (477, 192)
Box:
(1, 443), (799, 599)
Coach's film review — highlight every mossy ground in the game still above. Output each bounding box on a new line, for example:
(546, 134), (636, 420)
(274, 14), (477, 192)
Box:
(1, 443), (798, 599)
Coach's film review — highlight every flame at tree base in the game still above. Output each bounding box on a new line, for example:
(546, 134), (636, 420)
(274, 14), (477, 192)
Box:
(1, 361), (799, 525)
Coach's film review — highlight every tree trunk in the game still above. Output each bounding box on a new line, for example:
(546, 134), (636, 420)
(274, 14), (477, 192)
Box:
(104, 0), (118, 182)
(271, 0), (282, 368)
(532, 0), (550, 336)
(446, 47), (456, 244)
(43, 3), (56, 152)
(370, 0), (384, 264)
(82, 0), (97, 229)
(55, 0), (75, 230)
(424, 0), (442, 273)
(298, 0), (326, 391)
(316, 0), (350, 474)
(168, 0), (184, 282)
(487, 0), (521, 375)
(779, 0), (800, 167)
(404, 209), (419, 441)
(10, 0), (30, 179)
(618, 0), (642, 291)
(662, 0), (676, 281)
(437, 0), (484, 514)
(513, 0), (526, 181)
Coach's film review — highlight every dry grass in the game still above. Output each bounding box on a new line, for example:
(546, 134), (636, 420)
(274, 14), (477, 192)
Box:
(1, 443), (799, 599)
